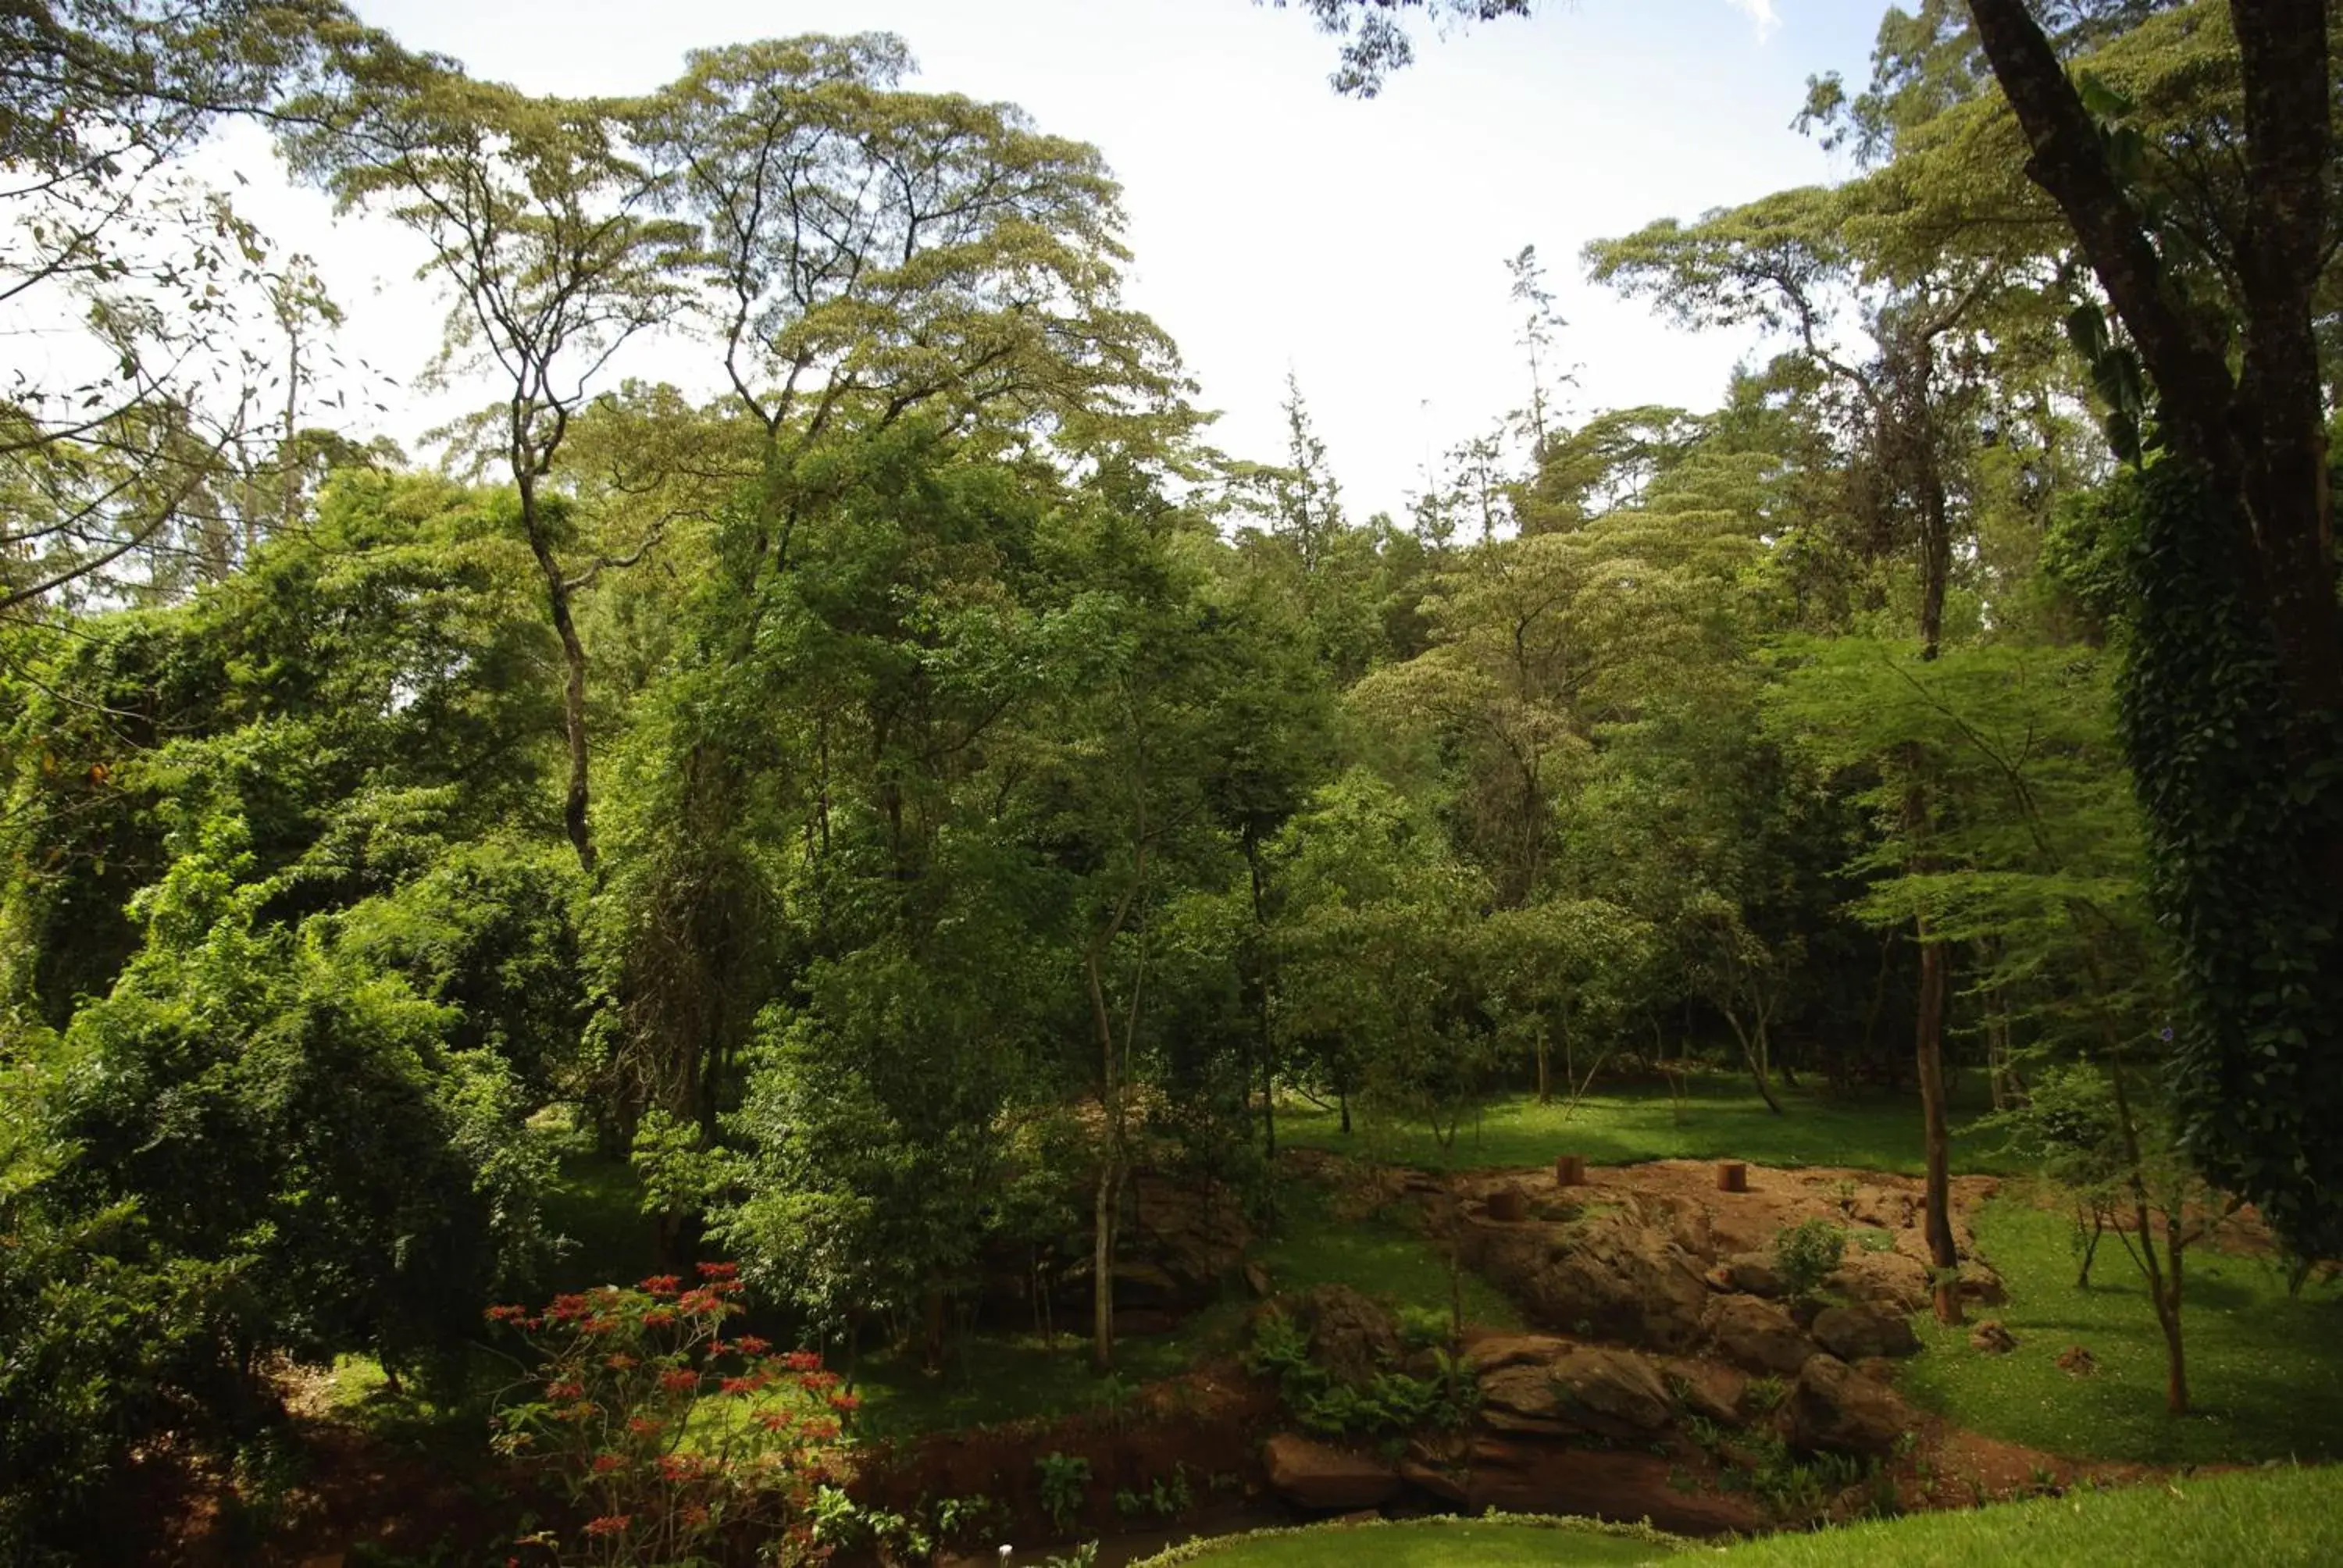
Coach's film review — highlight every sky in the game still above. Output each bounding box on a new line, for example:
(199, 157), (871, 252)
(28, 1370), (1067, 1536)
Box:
(208, 0), (1892, 521)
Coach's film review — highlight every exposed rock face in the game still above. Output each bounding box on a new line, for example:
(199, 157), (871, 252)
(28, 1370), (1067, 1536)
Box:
(1662, 1357), (1749, 1425)
(1464, 1333), (1571, 1374)
(1702, 1293), (1817, 1376)
(1471, 1337), (1676, 1438)
(1827, 1249), (1932, 1313)
(1462, 1199), (1713, 1349)
(1478, 1363), (1575, 1436)
(1547, 1345), (1675, 1438)
(1705, 1253), (1786, 1298)
(1811, 1303), (1921, 1361)
(1787, 1354), (1917, 1457)
(1263, 1434), (1401, 1510)
(1291, 1283), (1403, 1387)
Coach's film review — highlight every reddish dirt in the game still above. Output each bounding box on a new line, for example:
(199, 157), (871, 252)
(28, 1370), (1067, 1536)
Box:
(854, 1358), (1287, 1545)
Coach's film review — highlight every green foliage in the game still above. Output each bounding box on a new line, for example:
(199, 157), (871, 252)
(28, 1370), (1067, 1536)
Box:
(1770, 1217), (1849, 1301)
(1242, 1307), (1470, 1436)
(2112, 463), (2343, 1261)
(487, 1263), (854, 1566)
(1034, 1451), (1092, 1535)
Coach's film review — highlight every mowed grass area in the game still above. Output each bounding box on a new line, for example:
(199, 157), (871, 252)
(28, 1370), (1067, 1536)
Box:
(1666, 1463), (2343, 1566)
(1278, 1077), (2018, 1177)
(1138, 1467), (2343, 1567)
(1899, 1199), (2343, 1465)
(1135, 1516), (1681, 1568)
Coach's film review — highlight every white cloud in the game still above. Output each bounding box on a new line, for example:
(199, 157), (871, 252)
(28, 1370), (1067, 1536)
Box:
(1727, 0), (1782, 41)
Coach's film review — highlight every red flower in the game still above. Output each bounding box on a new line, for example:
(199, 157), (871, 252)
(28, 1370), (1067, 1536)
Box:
(642, 1308), (676, 1327)
(733, 1335), (770, 1356)
(780, 1349), (822, 1373)
(583, 1514), (632, 1537)
(605, 1352), (636, 1370)
(696, 1261), (740, 1280)
(591, 1452), (626, 1474)
(626, 1415), (664, 1436)
(545, 1381), (584, 1399)
(828, 1390), (861, 1412)
(639, 1274), (682, 1296)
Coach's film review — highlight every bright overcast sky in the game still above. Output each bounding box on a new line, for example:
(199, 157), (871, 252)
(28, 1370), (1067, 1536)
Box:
(209, 0), (1888, 520)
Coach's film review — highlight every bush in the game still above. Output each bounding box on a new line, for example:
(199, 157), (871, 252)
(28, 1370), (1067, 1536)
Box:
(489, 1263), (854, 1566)
(1771, 1217), (1848, 1300)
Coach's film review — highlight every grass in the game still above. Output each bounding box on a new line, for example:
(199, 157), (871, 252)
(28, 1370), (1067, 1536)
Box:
(1898, 1197), (2343, 1465)
(1134, 1515), (1679, 1568)
(1136, 1468), (2343, 1567)
(1261, 1180), (1524, 1331)
(1665, 1463), (2343, 1565)
(1278, 1078), (2018, 1178)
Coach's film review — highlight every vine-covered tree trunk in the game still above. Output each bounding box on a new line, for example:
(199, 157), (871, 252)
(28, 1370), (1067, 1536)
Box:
(1968, 0), (2343, 1260)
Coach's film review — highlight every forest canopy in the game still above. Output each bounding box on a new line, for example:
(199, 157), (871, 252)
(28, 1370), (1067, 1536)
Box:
(2, 1), (2338, 1563)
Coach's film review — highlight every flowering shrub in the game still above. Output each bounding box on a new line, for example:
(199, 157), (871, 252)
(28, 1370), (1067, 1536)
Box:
(490, 1263), (858, 1566)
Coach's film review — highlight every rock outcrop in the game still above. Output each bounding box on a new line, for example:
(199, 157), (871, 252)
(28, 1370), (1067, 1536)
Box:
(1702, 1293), (1817, 1376)
(1786, 1354), (1917, 1457)
(1263, 1434), (1402, 1510)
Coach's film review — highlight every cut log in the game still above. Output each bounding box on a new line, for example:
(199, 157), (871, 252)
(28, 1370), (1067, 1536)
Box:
(1554, 1154), (1586, 1187)
(1716, 1162), (1748, 1194)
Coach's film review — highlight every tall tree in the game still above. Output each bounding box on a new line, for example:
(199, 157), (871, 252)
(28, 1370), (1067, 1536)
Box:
(286, 65), (696, 873)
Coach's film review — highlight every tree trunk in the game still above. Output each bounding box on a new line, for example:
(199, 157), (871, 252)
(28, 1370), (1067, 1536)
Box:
(1965, 0), (2341, 865)
(519, 474), (596, 875)
(1536, 1020), (1553, 1105)
(1914, 925), (1961, 1324)
(1728, 1012), (1785, 1116)
(1091, 1157), (1119, 1373)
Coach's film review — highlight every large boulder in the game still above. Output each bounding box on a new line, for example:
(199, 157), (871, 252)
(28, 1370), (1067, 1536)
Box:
(1263, 1434), (1402, 1510)
(1703, 1294), (1817, 1377)
(1478, 1363), (1574, 1436)
(1786, 1354), (1917, 1457)
(1705, 1253), (1787, 1298)
(1465, 1200), (1713, 1350)
(1464, 1333), (1571, 1374)
(1661, 1357), (1749, 1425)
(1291, 1283), (1403, 1387)
(1826, 1249), (1931, 1313)
(1547, 1345), (1675, 1438)
(1811, 1304), (1920, 1361)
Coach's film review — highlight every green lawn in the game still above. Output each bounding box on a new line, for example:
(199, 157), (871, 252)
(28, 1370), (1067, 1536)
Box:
(1278, 1078), (2017, 1178)
(1898, 1199), (2343, 1465)
(1667, 1463), (2343, 1565)
(1135, 1468), (2343, 1567)
(1133, 1516), (1680, 1568)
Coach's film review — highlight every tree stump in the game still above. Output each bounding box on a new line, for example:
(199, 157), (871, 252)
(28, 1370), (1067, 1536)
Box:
(1486, 1185), (1530, 1222)
(1716, 1161), (1748, 1194)
(1553, 1154), (1586, 1187)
